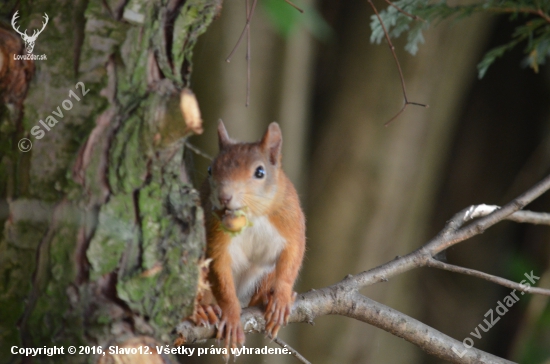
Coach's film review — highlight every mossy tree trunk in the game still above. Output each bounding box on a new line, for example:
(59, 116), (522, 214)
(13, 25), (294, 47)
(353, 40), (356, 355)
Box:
(0, 1), (220, 363)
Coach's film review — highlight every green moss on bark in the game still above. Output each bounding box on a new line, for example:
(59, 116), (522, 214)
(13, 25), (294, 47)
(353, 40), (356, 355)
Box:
(87, 194), (136, 279)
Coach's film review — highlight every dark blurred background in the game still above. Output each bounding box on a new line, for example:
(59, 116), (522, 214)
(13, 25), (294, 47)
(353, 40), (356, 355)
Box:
(187, 0), (550, 362)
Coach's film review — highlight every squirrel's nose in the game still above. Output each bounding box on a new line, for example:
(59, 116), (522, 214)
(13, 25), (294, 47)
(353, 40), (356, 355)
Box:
(218, 192), (232, 207)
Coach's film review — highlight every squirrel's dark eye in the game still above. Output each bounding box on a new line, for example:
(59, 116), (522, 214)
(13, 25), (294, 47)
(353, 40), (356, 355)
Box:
(207, 166), (212, 176)
(254, 166), (265, 179)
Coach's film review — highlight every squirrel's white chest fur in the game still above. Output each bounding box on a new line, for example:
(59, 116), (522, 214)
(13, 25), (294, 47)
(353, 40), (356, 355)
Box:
(228, 215), (286, 306)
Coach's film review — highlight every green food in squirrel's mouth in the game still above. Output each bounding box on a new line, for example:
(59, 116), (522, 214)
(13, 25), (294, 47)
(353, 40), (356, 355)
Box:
(214, 208), (251, 235)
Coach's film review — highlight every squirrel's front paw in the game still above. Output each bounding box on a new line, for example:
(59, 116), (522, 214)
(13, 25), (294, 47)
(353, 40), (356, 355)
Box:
(216, 308), (245, 350)
(264, 289), (296, 338)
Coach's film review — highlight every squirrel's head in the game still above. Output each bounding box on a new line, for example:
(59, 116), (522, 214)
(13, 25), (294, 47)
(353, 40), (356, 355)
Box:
(207, 120), (283, 216)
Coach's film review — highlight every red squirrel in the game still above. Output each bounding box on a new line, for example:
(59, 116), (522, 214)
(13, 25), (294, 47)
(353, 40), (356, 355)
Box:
(194, 120), (306, 349)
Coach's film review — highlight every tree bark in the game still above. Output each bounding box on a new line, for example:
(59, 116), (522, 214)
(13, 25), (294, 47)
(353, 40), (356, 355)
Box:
(0, 1), (220, 363)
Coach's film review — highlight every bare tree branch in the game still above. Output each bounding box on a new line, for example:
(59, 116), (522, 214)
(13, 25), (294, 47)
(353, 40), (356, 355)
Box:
(349, 174), (550, 289)
(506, 210), (550, 225)
(429, 173), (550, 254)
(445, 204), (550, 225)
(454, 204), (550, 225)
(426, 259), (550, 296)
(272, 337), (310, 364)
(178, 289), (515, 363)
(178, 174), (550, 363)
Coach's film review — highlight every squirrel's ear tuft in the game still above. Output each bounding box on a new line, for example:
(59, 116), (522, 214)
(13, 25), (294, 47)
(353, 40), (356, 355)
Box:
(217, 119), (232, 149)
(261, 122), (282, 165)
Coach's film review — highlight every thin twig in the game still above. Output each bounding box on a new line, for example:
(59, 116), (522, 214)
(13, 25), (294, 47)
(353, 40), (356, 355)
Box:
(246, 0), (251, 107)
(272, 337), (311, 364)
(366, 0), (428, 126)
(226, 0), (302, 106)
(285, 0), (304, 13)
(426, 259), (550, 296)
(383, 0), (424, 22)
(185, 141), (213, 160)
(226, 0), (257, 107)
(226, 0), (258, 63)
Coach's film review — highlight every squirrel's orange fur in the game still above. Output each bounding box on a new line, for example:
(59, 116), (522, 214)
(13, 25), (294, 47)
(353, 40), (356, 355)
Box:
(197, 120), (306, 349)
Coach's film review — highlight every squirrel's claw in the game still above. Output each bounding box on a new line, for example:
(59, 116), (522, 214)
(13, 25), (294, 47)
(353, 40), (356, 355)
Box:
(189, 304), (221, 327)
(264, 290), (296, 338)
(196, 306), (209, 326)
(205, 304), (222, 325)
(217, 314), (245, 353)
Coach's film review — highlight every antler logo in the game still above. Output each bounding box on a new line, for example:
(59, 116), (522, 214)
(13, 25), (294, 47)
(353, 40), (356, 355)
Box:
(11, 11), (49, 54)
